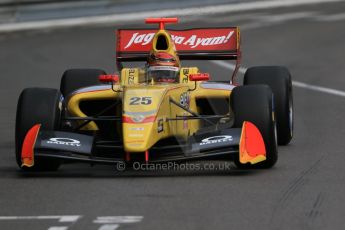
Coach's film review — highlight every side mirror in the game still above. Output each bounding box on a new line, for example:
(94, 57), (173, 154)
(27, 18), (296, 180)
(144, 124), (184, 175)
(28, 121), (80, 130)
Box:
(189, 73), (210, 82)
(99, 74), (119, 83)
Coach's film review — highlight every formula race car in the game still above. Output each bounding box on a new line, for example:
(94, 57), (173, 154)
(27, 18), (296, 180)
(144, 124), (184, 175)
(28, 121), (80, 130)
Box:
(15, 18), (293, 171)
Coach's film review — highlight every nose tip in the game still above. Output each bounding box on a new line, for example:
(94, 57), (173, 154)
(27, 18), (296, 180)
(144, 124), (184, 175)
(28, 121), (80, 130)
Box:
(123, 122), (155, 152)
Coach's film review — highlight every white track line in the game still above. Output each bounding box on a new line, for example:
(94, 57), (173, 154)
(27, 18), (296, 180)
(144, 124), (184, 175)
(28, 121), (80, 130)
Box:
(0, 0), (343, 32)
(211, 60), (345, 98)
(47, 227), (68, 230)
(98, 224), (120, 230)
(314, 12), (345, 21)
(93, 216), (143, 224)
(0, 216), (81, 222)
(291, 81), (345, 97)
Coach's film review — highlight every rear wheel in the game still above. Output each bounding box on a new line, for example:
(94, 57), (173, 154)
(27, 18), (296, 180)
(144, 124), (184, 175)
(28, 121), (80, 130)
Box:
(231, 85), (278, 169)
(244, 66), (293, 145)
(60, 69), (106, 98)
(15, 88), (62, 171)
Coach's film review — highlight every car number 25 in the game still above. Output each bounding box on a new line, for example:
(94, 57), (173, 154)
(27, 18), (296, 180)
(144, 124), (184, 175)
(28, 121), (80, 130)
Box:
(129, 97), (152, 105)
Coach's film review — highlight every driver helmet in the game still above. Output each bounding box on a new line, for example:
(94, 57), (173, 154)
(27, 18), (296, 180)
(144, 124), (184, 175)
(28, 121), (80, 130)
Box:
(147, 52), (180, 83)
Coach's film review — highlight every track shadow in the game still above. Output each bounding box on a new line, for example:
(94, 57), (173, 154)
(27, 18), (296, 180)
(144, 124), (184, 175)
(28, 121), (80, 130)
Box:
(5, 162), (272, 179)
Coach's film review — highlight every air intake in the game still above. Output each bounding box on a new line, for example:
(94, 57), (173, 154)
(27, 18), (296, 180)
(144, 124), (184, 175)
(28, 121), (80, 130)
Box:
(156, 34), (168, 50)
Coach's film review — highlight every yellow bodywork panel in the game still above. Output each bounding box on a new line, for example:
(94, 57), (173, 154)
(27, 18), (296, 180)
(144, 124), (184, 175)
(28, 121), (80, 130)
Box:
(122, 84), (200, 152)
(67, 86), (121, 130)
(67, 67), (232, 153)
(121, 68), (146, 86)
(151, 30), (177, 56)
(121, 66), (198, 87)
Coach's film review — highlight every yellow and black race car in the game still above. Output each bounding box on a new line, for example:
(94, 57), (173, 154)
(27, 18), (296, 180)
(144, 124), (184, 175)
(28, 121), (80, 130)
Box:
(15, 18), (293, 171)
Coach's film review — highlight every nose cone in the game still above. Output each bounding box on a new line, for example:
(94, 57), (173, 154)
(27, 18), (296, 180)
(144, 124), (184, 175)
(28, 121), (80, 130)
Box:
(122, 86), (165, 152)
(123, 122), (155, 152)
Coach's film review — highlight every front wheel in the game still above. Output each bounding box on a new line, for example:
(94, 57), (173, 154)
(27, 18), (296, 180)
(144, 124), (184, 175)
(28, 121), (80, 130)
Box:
(15, 88), (62, 171)
(231, 85), (278, 169)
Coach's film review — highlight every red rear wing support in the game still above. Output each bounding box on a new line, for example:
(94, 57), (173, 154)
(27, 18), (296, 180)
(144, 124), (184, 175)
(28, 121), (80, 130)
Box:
(145, 17), (178, 30)
(116, 27), (241, 82)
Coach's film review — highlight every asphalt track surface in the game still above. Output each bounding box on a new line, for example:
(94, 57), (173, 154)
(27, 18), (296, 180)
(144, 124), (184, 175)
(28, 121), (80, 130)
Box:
(1, 1), (345, 230)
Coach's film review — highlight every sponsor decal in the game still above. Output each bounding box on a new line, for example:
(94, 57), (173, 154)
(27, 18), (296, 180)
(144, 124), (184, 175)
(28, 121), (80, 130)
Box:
(181, 32), (234, 49)
(128, 133), (144, 138)
(124, 31), (234, 49)
(200, 135), (233, 146)
(148, 66), (179, 71)
(125, 140), (144, 143)
(132, 115), (145, 123)
(124, 32), (155, 49)
(128, 69), (136, 85)
(180, 92), (190, 108)
(129, 96), (152, 105)
(118, 28), (237, 52)
(47, 138), (81, 147)
(183, 112), (188, 130)
(182, 69), (189, 83)
(129, 127), (144, 131)
(157, 119), (164, 133)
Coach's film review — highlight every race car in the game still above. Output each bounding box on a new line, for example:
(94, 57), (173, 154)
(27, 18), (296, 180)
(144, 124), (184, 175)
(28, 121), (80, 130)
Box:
(15, 17), (293, 171)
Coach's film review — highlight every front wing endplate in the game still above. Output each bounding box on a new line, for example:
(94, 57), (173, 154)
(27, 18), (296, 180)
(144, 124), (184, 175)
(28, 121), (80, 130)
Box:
(239, 121), (266, 164)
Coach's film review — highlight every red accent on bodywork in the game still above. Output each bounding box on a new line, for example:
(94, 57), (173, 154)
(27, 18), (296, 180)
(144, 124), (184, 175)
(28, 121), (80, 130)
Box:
(189, 73), (210, 81)
(122, 115), (156, 124)
(157, 78), (176, 83)
(125, 152), (130, 161)
(145, 18), (178, 30)
(99, 74), (119, 83)
(145, 150), (149, 162)
(21, 124), (41, 167)
(239, 121), (266, 164)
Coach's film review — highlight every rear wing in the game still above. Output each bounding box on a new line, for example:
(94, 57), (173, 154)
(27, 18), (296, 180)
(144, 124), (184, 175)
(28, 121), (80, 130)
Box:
(116, 27), (241, 67)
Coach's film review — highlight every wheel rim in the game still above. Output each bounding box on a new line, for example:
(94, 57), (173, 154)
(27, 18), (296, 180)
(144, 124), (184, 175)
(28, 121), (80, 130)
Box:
(274, 119), (278, 148)
(272, 97), (278, 147)
(289, 88), (293, 138)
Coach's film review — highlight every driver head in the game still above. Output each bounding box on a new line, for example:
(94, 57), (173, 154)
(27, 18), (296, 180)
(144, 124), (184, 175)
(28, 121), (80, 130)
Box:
(147, 52), (180, 83)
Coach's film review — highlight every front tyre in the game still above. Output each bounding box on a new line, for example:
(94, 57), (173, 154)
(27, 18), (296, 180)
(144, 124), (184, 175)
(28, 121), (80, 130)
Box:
(15, 88), (62, 171)
(231, 85), (278, 169)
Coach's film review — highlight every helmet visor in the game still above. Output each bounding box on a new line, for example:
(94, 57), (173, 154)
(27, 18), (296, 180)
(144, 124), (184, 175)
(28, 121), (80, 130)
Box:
(147, 66), (179, 83)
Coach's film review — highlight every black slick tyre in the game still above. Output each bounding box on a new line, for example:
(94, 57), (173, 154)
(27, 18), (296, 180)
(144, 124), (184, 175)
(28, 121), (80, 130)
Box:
(15, 88), (62, 171)
(60, 69), (106, 98)
(231, 85), (278, 169)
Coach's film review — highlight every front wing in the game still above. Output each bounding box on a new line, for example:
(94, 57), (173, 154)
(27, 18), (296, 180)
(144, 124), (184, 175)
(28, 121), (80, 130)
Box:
(21, 122), (266, 168)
